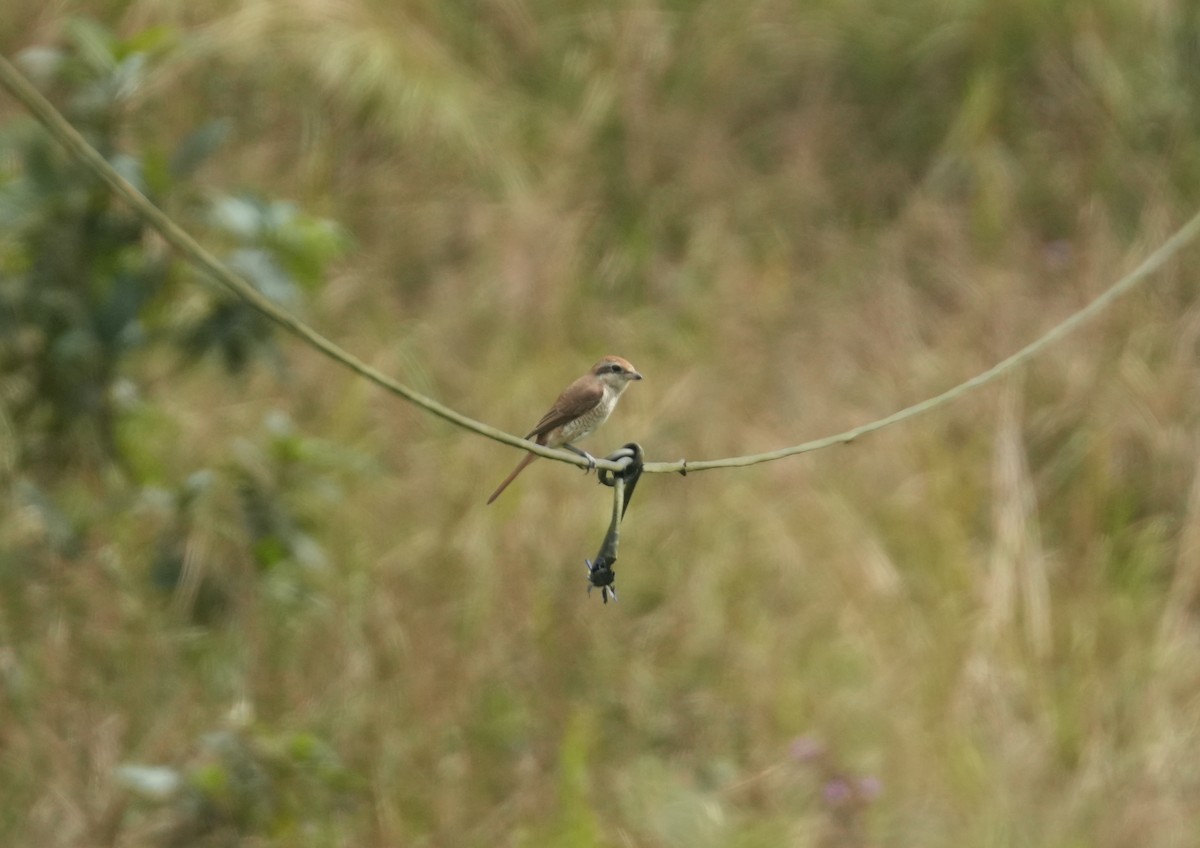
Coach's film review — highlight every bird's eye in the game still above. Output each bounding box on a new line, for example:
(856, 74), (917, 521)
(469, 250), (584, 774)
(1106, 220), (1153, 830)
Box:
(609, 364), (623, 373)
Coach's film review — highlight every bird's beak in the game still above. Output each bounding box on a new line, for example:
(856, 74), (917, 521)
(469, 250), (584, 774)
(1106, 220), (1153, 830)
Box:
(630, 370), (644, 381)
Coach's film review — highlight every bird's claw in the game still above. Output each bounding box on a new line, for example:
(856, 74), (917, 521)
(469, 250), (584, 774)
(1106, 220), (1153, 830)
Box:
(563, 445), (598, 474)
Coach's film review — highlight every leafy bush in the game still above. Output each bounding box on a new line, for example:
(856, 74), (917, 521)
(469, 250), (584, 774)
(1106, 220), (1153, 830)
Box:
(0, 18), (346, 474)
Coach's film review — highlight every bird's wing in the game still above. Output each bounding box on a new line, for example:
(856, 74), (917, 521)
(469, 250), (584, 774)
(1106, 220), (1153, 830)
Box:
(525, 377), (603, 441)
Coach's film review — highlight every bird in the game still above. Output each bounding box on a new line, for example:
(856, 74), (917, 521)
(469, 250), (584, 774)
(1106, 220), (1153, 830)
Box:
(487, 355), (643, 504)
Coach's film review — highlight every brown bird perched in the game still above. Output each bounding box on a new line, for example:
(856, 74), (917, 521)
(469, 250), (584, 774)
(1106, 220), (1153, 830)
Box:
(487, 355), (643, 504)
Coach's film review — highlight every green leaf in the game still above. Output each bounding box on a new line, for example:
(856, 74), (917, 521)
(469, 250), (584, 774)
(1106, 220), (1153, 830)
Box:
(211, 195), (265, 240)
(14, 47), (66, 85)
(190, 762), (231, 798)
(116, 24), (178, 61)
(110, 53), (148, 103)
(65, 18), (118, 74)
(227, 248), (301, 308)
(114, 764), (183, 801)
(109, 153), (146, 195)
(254, 535), (288, 569)
(170, 119), (233, 180)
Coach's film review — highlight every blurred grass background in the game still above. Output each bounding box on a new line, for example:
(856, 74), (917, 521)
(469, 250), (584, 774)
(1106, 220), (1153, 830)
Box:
(4, 1), (1200, 845)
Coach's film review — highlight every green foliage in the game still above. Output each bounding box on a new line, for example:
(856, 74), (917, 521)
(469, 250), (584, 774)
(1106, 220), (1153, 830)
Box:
(0, 18), (346, 472)
(116, 719), (358, 843)
(145, 410), (366, 624)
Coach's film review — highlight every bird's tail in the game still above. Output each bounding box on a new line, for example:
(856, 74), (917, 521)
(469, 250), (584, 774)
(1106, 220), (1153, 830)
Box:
(486, 452), (538, 504)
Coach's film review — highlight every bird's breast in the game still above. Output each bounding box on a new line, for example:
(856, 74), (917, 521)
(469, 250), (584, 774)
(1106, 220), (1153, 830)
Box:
(555, 394), (616, 444)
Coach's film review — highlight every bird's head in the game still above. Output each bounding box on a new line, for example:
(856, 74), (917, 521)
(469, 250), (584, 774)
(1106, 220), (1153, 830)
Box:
(591, 355), (643, 392)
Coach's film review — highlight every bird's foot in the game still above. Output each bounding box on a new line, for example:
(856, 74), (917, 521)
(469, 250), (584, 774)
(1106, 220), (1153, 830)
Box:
(564, 445), (597, 474)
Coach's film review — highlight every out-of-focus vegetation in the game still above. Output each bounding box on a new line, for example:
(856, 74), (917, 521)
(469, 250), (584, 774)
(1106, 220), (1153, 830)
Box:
(3, 1), (1200, 846)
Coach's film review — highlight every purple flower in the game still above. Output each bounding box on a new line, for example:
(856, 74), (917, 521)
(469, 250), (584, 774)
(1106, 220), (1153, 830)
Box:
(857, 775), (883, 801)
(822, 778), (854, 807)
(789, 735), (826, 764)
(1043, 240), (1073, 270)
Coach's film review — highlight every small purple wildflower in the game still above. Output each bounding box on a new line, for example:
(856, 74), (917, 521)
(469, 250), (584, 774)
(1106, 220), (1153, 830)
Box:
(822, 777), (854, 807)
(857, 775), (883, 801)
(1043, 239), (1073, 270)
(789, 735), (826, 764)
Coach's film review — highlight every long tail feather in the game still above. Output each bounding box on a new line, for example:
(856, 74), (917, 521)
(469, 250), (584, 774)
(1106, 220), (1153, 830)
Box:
(486, 453), (538, 504)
